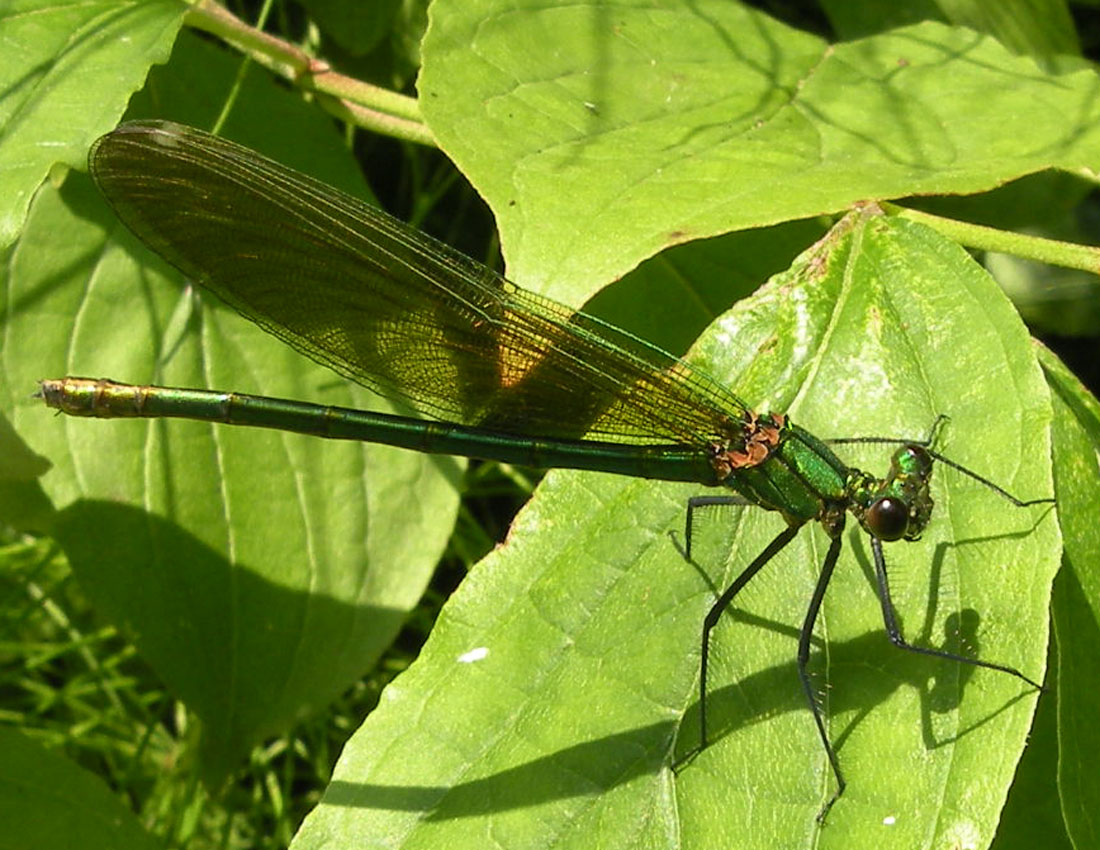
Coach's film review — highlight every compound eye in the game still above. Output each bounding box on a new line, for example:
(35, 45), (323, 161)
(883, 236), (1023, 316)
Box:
(899, 444), (933, 477)
(867, 496), (909, 541)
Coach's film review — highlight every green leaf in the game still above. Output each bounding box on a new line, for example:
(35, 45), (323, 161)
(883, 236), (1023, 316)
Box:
(1036, 343), (1100, 850)
(0, 727), (161, 850)
(292, 213), (1060, 849)
(0, 0), (184, 249)
(990, 645), (1072, 850)
(420, 1), (1100, 302)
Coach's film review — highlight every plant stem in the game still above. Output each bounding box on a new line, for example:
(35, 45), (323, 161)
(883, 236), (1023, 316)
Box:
(885, 202), (1100, 274)
(185, 0), (435, 146)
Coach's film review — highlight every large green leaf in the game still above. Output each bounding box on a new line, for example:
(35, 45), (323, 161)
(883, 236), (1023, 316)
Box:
(292, 213), (1060, 849)
(0, 727), (160, 850)
(0, 0), (184, 249)
(1037, 344), (1100, 850)
(420, 1), (1100, 302)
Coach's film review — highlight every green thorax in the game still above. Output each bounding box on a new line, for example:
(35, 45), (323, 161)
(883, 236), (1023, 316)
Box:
(715, 414), (935, 543)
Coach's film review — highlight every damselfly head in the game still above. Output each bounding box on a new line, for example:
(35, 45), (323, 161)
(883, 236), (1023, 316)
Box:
(849, 445), (935, 542)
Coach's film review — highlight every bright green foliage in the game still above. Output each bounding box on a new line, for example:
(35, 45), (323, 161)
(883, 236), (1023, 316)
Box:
(0, 0), (1097, 848)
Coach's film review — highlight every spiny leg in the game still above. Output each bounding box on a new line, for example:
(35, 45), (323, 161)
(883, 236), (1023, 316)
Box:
(869, 537), (1044, 689)
(684, 494), (751, 562)
(826, 414), (948, 450)
(828, 424), (1053, 510)
(796, 533), (847, 823)
(695, 524), (800, 753)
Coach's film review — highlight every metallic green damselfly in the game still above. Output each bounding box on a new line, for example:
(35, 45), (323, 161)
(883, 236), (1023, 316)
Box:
(38, 121), (1052, 820)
